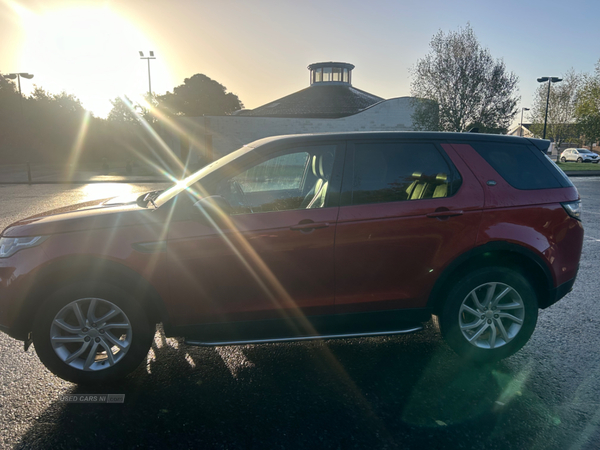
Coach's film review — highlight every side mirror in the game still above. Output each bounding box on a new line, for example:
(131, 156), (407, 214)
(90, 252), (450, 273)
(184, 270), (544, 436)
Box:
(190, 195), (232, 225)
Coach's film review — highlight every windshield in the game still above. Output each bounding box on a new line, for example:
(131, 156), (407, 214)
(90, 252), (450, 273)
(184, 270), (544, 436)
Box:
(154, 145), (255, 207)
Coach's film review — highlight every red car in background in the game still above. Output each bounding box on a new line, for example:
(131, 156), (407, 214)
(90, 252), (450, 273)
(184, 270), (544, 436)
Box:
(0, 132), (583, 384)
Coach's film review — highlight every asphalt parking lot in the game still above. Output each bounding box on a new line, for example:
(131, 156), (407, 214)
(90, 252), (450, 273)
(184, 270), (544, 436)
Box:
(0, 178), (598, 450)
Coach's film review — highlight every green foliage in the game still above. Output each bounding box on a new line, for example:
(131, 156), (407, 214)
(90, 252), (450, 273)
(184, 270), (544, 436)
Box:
(410, 98), (440, 131)
(0, 71), (244, 168)
(107, 96), (140, 122)
(157, 74), (243, 117)
(574, 61), (600, 149)
(410, 24), (519, 133)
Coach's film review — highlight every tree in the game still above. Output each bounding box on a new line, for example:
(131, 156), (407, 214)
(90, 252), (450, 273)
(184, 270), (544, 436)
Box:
(574, 61), (600, 150)
(529, 70), (581, 145)
(157, 74), (243, 117)
(410, 24), (519, 133)
(107, 96), (140, 122)
(108, 94), (160, 124)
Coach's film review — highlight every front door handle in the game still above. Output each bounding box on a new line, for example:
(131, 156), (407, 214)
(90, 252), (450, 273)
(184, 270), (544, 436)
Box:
(426, 210), (464, 218)
(290, 221), (330, 231)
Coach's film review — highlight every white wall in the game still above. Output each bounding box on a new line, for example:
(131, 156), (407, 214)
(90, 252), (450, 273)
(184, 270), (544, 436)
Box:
(178, 97), (416, 161)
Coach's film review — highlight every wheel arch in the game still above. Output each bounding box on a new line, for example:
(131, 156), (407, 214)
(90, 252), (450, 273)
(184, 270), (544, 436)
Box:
(13, 256), (169, 340)
(428, 241), (555, 315)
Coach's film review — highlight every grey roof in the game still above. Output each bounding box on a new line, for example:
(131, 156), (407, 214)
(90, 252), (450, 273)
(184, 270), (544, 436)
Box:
(239, 84), (384, 119)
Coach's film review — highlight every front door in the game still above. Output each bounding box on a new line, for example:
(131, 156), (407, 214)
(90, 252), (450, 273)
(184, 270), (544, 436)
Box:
(166, 143), (344, 330)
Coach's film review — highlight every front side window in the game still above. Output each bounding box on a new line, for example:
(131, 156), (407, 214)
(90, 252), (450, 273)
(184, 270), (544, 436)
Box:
(216, 145), (337, 214)
(349, 142), (459, 206)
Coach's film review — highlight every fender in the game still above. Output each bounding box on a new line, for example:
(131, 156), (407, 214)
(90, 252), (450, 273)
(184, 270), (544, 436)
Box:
(10, 256), (169, 341)
(427, 241), (555, 312)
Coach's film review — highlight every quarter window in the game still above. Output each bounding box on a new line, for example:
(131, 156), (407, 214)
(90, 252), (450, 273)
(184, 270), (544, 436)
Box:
(471, 142), (563, 190)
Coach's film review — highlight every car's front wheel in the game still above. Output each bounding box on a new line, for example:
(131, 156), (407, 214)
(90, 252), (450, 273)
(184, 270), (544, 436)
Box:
(33, 282), (154, 384)
(577, 157), (583, 163)
(439, 267), (538, 362)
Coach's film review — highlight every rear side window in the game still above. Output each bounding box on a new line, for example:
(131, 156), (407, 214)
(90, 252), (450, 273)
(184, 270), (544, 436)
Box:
(348, 142), (461, 206)
(471, 143), (568, 190)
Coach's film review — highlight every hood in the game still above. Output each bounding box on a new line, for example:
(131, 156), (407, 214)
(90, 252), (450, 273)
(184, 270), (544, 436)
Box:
(1, 195), (161, 237)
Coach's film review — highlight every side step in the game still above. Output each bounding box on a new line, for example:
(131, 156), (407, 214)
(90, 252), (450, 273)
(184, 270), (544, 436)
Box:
(185, 326), (423, 347)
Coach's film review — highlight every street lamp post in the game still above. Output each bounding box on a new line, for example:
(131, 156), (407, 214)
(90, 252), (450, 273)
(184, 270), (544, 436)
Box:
(3, 72), (34, 114)
(139, 51), (156, 95)
(537, 77), (562, 140)
(520, 107), (530, 137)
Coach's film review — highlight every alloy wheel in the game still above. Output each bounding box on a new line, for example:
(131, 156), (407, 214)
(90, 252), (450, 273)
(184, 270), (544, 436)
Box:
(458, 282), (525, 349)
(50, 297), (133, 371)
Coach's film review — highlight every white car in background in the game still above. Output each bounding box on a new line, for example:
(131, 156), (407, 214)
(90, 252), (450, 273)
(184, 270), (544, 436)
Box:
(560, 148), (600, 163)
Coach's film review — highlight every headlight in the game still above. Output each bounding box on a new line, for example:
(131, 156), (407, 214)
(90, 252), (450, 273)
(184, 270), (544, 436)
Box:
(561, 200), (582, 221)
(0, 236), (48, 258)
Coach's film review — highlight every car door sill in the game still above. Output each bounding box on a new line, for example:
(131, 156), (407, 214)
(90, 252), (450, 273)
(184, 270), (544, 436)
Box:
(185, 326), (423, 347)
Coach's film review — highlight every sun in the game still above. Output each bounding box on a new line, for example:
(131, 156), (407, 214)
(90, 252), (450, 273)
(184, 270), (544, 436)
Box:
(13, 3), (172, 117)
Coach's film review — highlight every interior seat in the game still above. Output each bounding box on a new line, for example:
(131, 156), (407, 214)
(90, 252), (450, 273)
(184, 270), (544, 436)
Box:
(301, 152), (334, 209)
(432, 173), (448, 198)
(406, 172), (429, 200)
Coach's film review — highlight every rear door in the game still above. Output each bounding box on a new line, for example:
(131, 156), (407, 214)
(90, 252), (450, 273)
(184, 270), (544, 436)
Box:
(334, 139), (484, 314)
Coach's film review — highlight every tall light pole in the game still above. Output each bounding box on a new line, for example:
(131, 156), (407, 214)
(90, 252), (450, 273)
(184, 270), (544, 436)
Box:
(537, 77), (562, 140)
(520, 107), (530, 136)
(3, 72), (34, 96)
(139, 51), (156, 95)
(3, 72), (34, 115)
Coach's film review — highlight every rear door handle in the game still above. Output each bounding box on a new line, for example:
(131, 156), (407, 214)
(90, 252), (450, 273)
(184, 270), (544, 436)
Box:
(426, 210), (464, 218)
(290, 222), (330, 231)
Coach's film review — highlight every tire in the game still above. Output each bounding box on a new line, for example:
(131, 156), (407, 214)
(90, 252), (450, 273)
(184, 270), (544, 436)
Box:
(560, 157), (566, 163)
(439, 267), (538, 363)
(33, 282), (154, 384)
(577, 157), (583, 163)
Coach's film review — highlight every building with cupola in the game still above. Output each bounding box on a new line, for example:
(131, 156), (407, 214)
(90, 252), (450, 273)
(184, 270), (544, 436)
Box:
(168, 62), (417, 167)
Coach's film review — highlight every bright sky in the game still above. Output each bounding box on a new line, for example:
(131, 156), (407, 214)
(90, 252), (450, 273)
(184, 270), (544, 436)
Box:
(1, 0), (598, 120)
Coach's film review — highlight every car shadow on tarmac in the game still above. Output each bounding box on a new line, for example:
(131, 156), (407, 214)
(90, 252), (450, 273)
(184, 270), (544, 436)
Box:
(17, 321), (574, 450)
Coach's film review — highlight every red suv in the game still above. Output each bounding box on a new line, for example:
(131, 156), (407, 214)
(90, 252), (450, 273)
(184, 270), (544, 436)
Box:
(0, 132), (583, 384)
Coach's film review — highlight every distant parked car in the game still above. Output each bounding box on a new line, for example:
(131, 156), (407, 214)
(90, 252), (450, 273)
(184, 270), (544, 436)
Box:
(560, 148), (599, 163)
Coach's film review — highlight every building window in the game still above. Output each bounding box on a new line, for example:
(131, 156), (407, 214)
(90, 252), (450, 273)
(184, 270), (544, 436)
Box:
(343, 68), (348, 83)
(332, 67), (342, 81)
(314, 68), (322, 83)
(323, 67), (332, 82)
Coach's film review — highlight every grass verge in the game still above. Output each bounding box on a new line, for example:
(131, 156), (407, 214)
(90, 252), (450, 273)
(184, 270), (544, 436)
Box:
(556, 162), (600, 171)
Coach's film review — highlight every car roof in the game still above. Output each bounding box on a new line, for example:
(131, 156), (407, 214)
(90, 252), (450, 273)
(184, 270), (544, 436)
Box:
(248, 131), (551, 152)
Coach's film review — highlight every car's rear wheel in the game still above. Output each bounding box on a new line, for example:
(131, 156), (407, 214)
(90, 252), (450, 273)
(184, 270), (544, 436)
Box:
(577, 157), (583, 163)
(439, 267), (538, 362)
(560, 157), (566, 163)
(33, 282), (154, 384)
